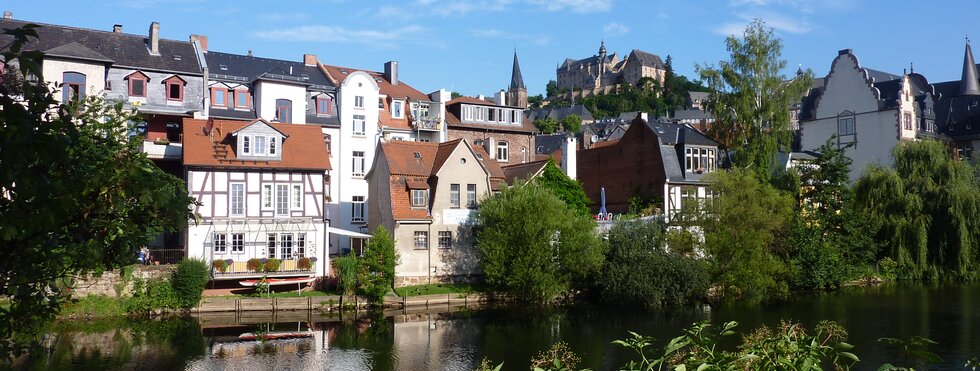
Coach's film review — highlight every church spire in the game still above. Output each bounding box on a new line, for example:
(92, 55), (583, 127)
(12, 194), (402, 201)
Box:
(509, 49), (525, 90)
(960, 37), (980, 96)
(598, 39), (607, 60)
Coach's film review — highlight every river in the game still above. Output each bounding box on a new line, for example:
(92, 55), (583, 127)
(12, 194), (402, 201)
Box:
(7, 282), (979, 370)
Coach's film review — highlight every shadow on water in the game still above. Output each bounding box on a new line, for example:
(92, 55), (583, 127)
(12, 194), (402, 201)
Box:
(7, 282), (980, 371)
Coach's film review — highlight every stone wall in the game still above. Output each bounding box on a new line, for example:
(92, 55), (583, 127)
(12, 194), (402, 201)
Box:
(71, 265), (175, 298)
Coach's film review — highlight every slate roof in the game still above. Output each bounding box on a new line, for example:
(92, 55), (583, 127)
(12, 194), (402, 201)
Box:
(671, 109), (713, 121)
(935, 95), (980, 141)
(0, 18), (201, 74)
(526, 104), (595, 123)
(182, 118), (330, 171)
(501, 160), (548, 184)
(535, 134), (565, 155)
(627, 49), (664, 69)
(864, 68), (900, 83)
(647, 120), (720, 147)
(558, 52), (617, 69)
(205, 51), (332, 89)
(510, 51), (525, 90)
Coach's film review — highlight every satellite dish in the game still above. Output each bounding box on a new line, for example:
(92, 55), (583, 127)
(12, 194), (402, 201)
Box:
(591, 134), (599, 143)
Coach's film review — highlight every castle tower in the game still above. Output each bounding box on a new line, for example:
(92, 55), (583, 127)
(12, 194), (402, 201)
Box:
(506, 50), (528, 108)
(597, 39), (607, 77)
(960, 38), (980, 96)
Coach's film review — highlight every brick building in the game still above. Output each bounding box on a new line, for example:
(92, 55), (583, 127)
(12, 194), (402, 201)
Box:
(445, 96), (537, 165)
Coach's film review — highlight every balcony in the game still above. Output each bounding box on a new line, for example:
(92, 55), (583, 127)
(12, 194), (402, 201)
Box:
(211, 257), (319, 280)
(410, 116), (441, 131)
(143, 138), (183, 160)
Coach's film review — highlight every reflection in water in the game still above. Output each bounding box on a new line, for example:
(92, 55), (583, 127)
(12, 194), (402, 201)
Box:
(9, 282), (980, 371)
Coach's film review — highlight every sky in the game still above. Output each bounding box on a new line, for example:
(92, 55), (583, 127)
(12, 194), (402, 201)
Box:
(7, 1), (980, 97)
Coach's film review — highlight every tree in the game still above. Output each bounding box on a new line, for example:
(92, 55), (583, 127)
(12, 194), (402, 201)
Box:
(854, 140), (980, 279)
(527, 94), (544, 109)
(560, 114), (582, 133)
(696, 19), (813, 182)
(0, 25), (194, 356)
(476, 182), (604, 302)
(534, 117), (559, 134)
(533, 159), (591, 217)
(357, 226), (400, 303)
(598, 219), (709, 308)
(545, 80), (559, 98)
(451, 91), (463, 100)
(702, 169), (794, 301)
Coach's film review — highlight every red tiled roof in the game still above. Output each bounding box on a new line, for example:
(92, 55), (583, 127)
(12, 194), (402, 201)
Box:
(182, 118), (330, 171)
(320, 64), (428, 100)
(390, 175), (431, 220)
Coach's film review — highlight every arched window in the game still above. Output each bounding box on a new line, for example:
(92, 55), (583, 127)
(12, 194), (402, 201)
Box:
(496, 140), (509, 162)
(62, 72), (86, 102)
(276, 99), (292, 123)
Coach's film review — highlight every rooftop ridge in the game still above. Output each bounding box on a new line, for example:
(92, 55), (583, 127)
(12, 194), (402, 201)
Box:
(0, 18), (192, 44)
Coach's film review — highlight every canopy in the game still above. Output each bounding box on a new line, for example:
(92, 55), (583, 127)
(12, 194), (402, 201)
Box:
(327, 226), (373, 239)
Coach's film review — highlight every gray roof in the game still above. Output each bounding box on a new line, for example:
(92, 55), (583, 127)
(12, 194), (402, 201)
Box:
(0, 18), (201, 74)
(960, 42), (980, 96)
(647, 120), (720, 147)
(558, 52), (617, 69)
(535, 134), (565, 155)
(526, 104), (594, 123)
(205, 51), (333, 89)
(671, 109), (713, 121)
(627, 49), (664, 69)
(510, 51), (525, 90)
(864, 68), (900, 83)
(687, 91), (709, 101)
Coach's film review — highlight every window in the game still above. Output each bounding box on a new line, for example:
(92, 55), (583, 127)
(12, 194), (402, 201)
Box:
(275, 184), (289, 216)
(165, 76), (184, 101)
(522, 147), (527, 163)
(316, 96), (332, 116)
(411, 189), (427, 207)
(211, 87), (227, 107)
(231, 233), (244, 253)
(352, 151), (365, 176)
(262, 184), (273, 209)
(255, 136), (267, 155)
(837, 114), (855, 136)
(450, 184), (460, 208)
(243, 136), (251, 155)
(392, 100), (404, 118)
(352, 196), (365, 222)
(267, 233), (277, 258)
(354, 95), (364, 108)
(685, 147), (715, 173)
(292, 184), (303, 209)
(269, 137), (277, 156)
(497, 141), (509, 162)
(229, 183), (245, 216)
(213, 233), (226, 253)
(235, 90), (249, 109)
(353, 115), (366, 135)
(438, 231), (452, 249)
(62, 72), (85, 102)
(279, 233), (293, 259)
(467, 184), (477, 207)
(324, 134), (332, 153)
(414, 231), (429, 250)
(276, 99), (292, 123)
(127, 72), (147, 97)
(903, 112), (912, 130)
(296, 233), (306, 258)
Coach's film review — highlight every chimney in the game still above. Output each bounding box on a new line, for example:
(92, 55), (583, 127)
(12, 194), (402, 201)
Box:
(148, 22), (160, 55)
(304, 54), (318, 67)
(561, 134), (578, 180)
(2, 11), (11, 19)
(494, 90), (507, 106)
(838, 48), (852, 56)
(190, 34), (208, 52)
(384, 61), (398, 85)
(113, 24), (123, 33)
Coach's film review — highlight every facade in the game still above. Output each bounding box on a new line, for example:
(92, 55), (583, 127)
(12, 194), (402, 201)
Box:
(367, 139), (505, 286)
(932, 41), (980, 161)
(445, 96), (537, 166)
(798, 49), (936, 181)
(182, 119), (331, 278)
(556, 41), (666, 96)
(577, 117), (722, 220)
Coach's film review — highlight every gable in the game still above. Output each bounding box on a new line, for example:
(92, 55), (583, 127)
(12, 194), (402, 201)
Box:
(814, 53), (882, 119)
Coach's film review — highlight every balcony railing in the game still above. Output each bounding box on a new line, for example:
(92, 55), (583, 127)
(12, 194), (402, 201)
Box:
(211, 257), (319, 277)
(141, 248), (185, 265)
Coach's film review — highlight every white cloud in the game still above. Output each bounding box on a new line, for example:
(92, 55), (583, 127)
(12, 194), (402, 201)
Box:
(253, 24), (426, 48)
(471, 28), (551, 46)
(529, 0), (611, 13)
(714, 9), (812, 36)
(603, 22), (629, 36)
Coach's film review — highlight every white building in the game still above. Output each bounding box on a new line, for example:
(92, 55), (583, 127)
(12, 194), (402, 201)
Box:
(182, 118), (331, 279)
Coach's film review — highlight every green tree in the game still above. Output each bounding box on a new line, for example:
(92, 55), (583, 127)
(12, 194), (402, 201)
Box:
(560, 114), (582, 133)
(545, 80), (559, 97)
(533, 159), (591, 217)
(476, 182), (605, 302)
(333, 255), (360, 298)
(358, 226), (400, 303)
(0, 25), (194, 356)
(528, 94), (545, 109)
(696, 19), (813, 182)
(854, 140), (980, 279)
(702, 169), (794, 301)
(534, 117), (559, 134)
(170, 259), (209, 309)
(598, 219), (709, 308)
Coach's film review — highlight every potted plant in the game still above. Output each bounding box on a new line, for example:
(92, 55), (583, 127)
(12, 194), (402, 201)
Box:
(297, 257), (313, 271)
(264, 258), (281, 272)
(246, 258), (263, 273)
(153, 137), (170, 145)
(212, 259), (228, 273)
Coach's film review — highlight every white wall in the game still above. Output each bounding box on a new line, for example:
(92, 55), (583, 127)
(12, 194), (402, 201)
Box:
(42, 58), (105, 103)
(254, 81), (308, 124)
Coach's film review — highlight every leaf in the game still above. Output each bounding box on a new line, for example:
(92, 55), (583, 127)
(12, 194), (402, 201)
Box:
(838, 351), (859, 362)
(876, 363), (899, 371)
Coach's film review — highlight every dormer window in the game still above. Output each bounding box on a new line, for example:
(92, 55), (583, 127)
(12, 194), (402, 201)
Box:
(234, 89), (250, 110)
(126, 71), (149, 98)
(685, 147), (716, 173)
(392, 100), (404, 119)
(211, 87), (228, 107)
(164, 75), (185, 101)
(239, 134), (282, 158)
(255, 136), (267, 155)
(411, 189), (428, 208)
(316, 96), (333, 116)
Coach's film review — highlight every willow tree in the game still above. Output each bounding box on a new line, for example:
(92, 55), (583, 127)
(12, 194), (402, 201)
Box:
(854, 140), (980, 278)
(697, 19), (813, 182)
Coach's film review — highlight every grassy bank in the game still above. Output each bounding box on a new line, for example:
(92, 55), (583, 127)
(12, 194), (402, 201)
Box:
(59, 295), (127, 318)
(395, 283), (487, 297)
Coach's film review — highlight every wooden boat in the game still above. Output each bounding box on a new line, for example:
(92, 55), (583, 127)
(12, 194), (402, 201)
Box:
(238, 276), (315, 287)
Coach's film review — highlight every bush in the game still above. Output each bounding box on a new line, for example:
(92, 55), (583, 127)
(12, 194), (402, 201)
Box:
(264, 258), (281, 272)
(333, 255), (360, 297)
(297, 257), (313, 271)
(246, 258), (263, 272)
(171, 259), (209, 309)
(358, 227), (399, 303)
(125, 278), (177, 314)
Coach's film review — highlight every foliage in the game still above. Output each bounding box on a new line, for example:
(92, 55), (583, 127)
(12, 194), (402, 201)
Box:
(560, 114), (582, 133)
(125, 278), (178, 315)
(246, 258), (263, 272)
(211, 259), (228, 273)
(528, 94), (545, 109)
(878, 336), (942, 370)
(476, 182), (605, 302)
(253, 276), (270, 297)
(702, 169), (794, 301)
(170, 259), (209, 309)
(297, 257), (313, 271)
(534, 117), (559, 134)
(854, 140), (980, 279)
(665, 228), (698, 255)
(264, 258), (281, 272)
(545, 80), (560, 97)
(357, 226), (400, 303)
(662, 55), (710, 116)
(0, 25), (195, 356)
(598, 219), (709, 308)
(530, 342), (582, 371)
(58, 295), (127, 318)
(394, 283), (485, 297)
(614, 320), (858, 370)
(533, 159), (591, 217)
(473, 358), (503, 371)
(696, 19), (814, 182)
(333, 255), (360, 297)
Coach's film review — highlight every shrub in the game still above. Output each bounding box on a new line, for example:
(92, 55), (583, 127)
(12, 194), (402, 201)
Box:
(297, 257), (313, 271)
(264, 258), (281, 272)
(171, 259), (209, 309)
(333, 255), (360, 297)
(211, 259), (228, 273)
(358, 227), (400, 303)
(246, 258), (263, 272)
(126, 278), (177, 314)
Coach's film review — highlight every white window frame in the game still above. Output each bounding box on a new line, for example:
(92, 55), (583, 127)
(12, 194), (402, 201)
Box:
(467, 184), (477, 208)
(411, 189), (427, 208)
(292, 184), (303, 210)
(496, 141), (509, 162)
(438, 231), (452, 249)
(231, 233), (245, 254)
(352, 195), (365, 223)
(414, 231), (428, 250)
(279, 233), (293, 259)
(267, 233), (277, 258)
(255, 136), (267, 156)
(243, 136), (251, 155)
(262, 184), (273, 210)
(269, 137), (277, 156)
(354, 95), (364, 108)
(392, 100), (404, 119)
(450, 184), (460, 208)
(275, 184), (289, 216)
(213, 233), (227, 254)
(352, 151), (365, 177)
(296, 233), (306, 258)
(353, 115), (366, 136)
(229, 182), (245, 216)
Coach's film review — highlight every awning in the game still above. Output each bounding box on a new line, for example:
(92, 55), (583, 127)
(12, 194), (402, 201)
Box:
(327, 227), (373, 238)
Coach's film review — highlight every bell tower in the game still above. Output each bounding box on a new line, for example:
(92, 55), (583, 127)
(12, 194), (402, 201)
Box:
(506, 50), (528, 108)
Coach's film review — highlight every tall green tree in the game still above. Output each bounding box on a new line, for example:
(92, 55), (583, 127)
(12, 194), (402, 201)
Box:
(697, 19), (813, 182)
(560, 114), (582, 133)
(0, 25), (194, 356)
(476, 182), (604, 302)
(545, 80), (560, 97)
(534, 117), (559, 134)
(533, 159), (591, 217)
(854, 140), (980, 279)
(702, 169), (794, 301)
(358, 226), (400, 303)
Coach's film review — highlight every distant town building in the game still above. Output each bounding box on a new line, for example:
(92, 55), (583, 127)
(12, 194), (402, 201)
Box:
(445, 96), (537, 165)
(556, 40), (666, 97)
(525, 104), (595, 126)
(932, 41), (980, 161)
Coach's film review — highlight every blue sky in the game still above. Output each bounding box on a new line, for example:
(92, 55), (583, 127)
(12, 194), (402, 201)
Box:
(7, 1), (979, 97)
